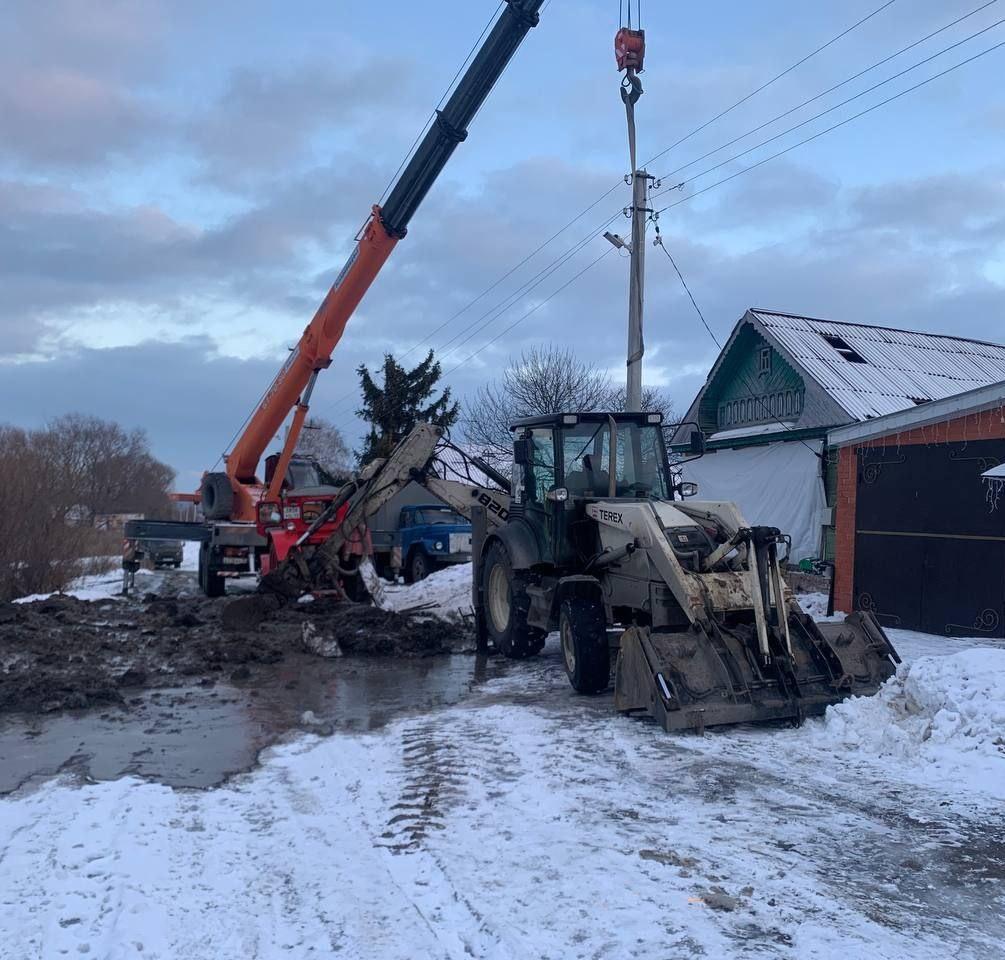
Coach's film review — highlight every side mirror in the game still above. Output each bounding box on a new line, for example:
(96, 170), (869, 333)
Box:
(546, 487), (569, 503)
(513, 438), (531, 465)
(688, 431), (706, 456)
(679, 481), (699, 498)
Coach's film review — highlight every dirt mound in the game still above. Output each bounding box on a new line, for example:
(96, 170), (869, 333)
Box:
(0, 593), (472, 715)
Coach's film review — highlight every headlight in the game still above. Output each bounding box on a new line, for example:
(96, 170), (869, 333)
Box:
(434, 541), (443, 551)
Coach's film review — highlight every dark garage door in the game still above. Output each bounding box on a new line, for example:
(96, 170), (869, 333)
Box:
(854, 439), (1005, 637)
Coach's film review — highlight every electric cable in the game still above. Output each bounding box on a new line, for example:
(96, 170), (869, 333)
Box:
(655, 0), (1000, 188)
(441, 245), (617, 378)
(652, 16), (1005, 200)
(654, 237), (826, 458)
(640, 0), (900, 169)
(652, 35), (1005, 215)
(330, 1), (900, 416)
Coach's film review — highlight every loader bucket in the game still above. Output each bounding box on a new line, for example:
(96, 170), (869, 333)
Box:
(613, 610), (899, 734)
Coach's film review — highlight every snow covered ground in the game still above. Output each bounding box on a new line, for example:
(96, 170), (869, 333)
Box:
(13, 541), (202, 604)
(2, 564), (1003, 959)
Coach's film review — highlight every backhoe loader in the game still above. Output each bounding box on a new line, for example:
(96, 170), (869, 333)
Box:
(264, 413), (899, 734)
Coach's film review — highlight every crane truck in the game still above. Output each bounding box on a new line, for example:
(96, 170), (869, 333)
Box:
(127, 0), (545, 595)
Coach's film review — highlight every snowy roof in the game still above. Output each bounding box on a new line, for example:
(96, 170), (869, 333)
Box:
(751, 309), (1005, 421)
(982, 463), (1005, 479)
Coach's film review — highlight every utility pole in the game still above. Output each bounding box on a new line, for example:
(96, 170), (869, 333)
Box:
(612, 6), (648, 411)
(626, 168), (652, 411)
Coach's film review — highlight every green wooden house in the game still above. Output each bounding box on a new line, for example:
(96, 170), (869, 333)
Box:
(671, 308), (1005, 563)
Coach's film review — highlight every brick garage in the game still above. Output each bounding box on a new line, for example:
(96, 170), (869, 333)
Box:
(830, 382), (1005, 637)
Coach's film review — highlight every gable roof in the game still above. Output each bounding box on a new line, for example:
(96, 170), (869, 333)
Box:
(673, 308), (1005, 446)
(751, 309), (1005, 421)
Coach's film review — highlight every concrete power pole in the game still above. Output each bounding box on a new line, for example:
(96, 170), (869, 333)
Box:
(626, 168), (652, 411)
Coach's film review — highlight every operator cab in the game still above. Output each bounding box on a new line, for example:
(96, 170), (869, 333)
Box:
(508, 411), (711, 569)
(263, 452), (345, 496)
(510, 411), (677, 504)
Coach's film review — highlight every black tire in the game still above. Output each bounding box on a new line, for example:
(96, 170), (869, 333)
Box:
(560, 597), (610, 694)
(199, 543), (225, 598)
(481, 541), (545, 659)
(405, 549), (432, 584)
(201, 472), (235, 521)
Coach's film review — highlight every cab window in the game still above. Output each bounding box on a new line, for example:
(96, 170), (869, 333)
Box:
(524, 428), (555, 503)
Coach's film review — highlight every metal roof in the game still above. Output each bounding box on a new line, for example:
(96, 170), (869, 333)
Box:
(828, 378), (1005, 447)
(751, 309), (1005, 422)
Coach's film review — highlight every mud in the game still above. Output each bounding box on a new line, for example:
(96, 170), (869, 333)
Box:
(0, 591), (473, 716)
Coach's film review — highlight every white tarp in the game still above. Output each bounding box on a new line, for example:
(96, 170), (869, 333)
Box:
(679, 439), (827, 561)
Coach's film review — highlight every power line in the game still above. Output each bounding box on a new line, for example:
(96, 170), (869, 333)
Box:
(327, 3), (899, 420)
(656, 0), (1000, 187)
(433, 212), (623, 362)
(654, 238), (826, 458)
(653, 15), (1005, 198)
(653, 35), (1005, 216)
(319, 1), (909, 427)
(441, 245), (617, 378)
(319, 205), (624, 419)
(641, 0), (900, 169)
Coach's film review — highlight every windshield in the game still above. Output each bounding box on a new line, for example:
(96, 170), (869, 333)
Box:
(562, 420), (670, 499)
(286, 459), (342, 489)
(414, 508), (465, 525)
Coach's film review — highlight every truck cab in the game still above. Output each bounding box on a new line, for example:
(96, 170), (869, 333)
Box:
(255, 453), (359, 576)
(372, 503), (473, 583)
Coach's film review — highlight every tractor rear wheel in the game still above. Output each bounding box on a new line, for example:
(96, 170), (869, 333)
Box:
(560, 598), (610, 693)
(482, 541), (545, 659)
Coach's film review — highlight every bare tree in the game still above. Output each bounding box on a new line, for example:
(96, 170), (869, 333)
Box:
(38, 415), (174, 524)
(463, 346), (614, 463)
(463, 346), (675, 463)
(295, 417), (351, 476)
(0, 416), (175, 601)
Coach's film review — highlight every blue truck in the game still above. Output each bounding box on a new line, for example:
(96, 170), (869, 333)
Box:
(370, 500), (472, 583)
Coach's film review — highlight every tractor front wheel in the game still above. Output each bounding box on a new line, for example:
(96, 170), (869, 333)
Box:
(560, 598), (610, 693)
(481, 541), (544, 659)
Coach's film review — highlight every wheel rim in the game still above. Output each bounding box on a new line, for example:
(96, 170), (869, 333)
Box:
(487, 563), (510, 633)
(561, 617), (576, 673)
(414, 555), (427, 580)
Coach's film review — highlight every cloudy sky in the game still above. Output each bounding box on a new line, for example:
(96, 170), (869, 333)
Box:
(2, 0), (1004, 484)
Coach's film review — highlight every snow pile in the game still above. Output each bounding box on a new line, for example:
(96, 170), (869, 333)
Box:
(13, 568), (129, 604)
(794, 590), (830, 619)
(814, 647), (1005, 801)
(382, 562), (473, 617)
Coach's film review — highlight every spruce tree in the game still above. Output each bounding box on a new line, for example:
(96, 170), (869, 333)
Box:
(356, 350), (459, 464)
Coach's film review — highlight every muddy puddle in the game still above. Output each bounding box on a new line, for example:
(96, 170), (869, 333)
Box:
(0, 652), (509, 794)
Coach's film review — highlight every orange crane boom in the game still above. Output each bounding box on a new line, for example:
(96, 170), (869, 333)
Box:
(209, 0), (544, 522)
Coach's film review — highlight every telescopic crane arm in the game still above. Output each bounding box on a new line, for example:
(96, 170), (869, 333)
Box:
(221, 0), (544, 521)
